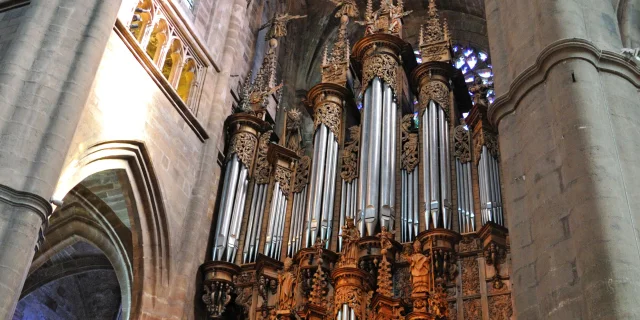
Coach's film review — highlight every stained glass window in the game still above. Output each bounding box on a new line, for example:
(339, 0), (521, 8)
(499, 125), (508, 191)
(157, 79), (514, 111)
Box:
(452, 44), (495, 104)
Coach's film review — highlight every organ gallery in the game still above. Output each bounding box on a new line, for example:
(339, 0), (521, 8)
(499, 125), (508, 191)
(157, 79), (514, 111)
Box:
(202, 0), (513, 318)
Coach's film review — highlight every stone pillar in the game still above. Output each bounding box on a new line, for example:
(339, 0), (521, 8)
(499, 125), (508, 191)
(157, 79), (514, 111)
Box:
(486, 0), (640, 318)
(0, 0), (121, 316)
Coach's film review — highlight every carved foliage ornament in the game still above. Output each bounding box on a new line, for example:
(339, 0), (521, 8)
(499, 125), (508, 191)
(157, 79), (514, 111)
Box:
(228, 132), (257, 169)
(401, 114), (419, 171)
(419, 81), (450, 119)
(464, 299), (481, 320)
(202, 281), (233, 318)
(454, 125), (471, 163)
(255, 131), (273, 184)
(275, 166), (292, 196)
(461, 257), (479, 296)
(362, 53), (399, 95)
(293, 155), (311, 193)
(474, 130), (499, 165)
(488, 294), (513, 320)
(341, 125), (360, 182)
(334, 286), (365, 319)
(314, 101), (342, 140)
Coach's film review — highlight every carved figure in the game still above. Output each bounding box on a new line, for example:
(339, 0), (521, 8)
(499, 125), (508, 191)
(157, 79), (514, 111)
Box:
(339, 218), (360, 267)
(329, 0), (359, 18)
(469, 77), (489, 107)
(404, 240), (431, 294)
(277, 257), (297, 311)
(285, 108), (302, 153)
(261, 13), (307, 39)
(378, 226), (394, 255)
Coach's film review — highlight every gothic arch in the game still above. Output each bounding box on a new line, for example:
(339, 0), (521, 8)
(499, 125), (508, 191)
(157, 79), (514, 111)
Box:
(53, 141), (171, 316)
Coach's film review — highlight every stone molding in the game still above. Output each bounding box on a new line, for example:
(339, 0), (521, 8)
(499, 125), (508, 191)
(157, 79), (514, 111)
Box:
(489, 38), (640, 126)
(0, 183), (52, 230)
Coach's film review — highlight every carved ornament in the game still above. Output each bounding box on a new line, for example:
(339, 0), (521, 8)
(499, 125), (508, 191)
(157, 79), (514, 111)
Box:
(309, 239), (329, 308)
(277, 258), (297, 311)
(228, 132), (257, 169)
(461, 257), (479, 296)
(338, 218), (360, 268)
(285, 108), (303, 153)
(474, 130), (499, 165)
(418, 0), (451, 63)
(401, 114), (419, 172)
(488, 294), (513, 320)
(403, 240), (431, 295)
(334, 286), (367, 319)
(429, 285), (450, 318)
(292, 155), (311, 193)
(419, 81), (450, 119)
(202, 281), (233, 318)
(362, 53), (398, 95)
(485, 242), (507, 290)
(463, 299), (481, 320)
(341, 126), (360, 183)
(275, 166), (292, 196)
(254, 131), (273, 184)
(314, 101), (342, 140)
(454, 124), (471, 163)
(376, 226), (394, 297)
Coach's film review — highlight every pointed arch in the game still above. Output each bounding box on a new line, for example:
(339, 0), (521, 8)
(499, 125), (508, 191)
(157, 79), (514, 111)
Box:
(53, 141), (170, 317)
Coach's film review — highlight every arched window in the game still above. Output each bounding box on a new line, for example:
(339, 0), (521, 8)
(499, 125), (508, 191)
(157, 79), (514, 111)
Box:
(129, 0), (154, 44)
(145, 18), (168, 65)
(177, 58), (197, 104)
(452, 45), (495, 104)
(162, 38), (183, 85)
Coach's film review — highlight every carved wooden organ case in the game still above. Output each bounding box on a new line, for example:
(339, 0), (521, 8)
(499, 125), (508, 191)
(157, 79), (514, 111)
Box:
(201, 1), (514, 319)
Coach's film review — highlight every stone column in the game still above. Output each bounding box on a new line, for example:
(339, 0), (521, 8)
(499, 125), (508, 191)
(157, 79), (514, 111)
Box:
(0, 0), (121, 316)
(486, 0), (640, 318)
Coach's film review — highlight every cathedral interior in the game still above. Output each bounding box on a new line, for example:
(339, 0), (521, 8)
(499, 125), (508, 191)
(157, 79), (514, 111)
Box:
(0, 0), (639, 319)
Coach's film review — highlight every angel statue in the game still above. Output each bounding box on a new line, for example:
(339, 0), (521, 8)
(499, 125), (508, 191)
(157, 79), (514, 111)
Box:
(261, 12), (307, 40)
(329, 0), (359, 18)
(403, 240), (431, 295)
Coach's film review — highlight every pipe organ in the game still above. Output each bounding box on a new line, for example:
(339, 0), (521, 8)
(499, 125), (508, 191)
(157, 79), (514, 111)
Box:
(201, 1), (515, 319)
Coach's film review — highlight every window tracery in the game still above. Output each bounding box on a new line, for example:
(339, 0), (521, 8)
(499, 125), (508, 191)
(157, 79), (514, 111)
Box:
(452, 45), (496, 104)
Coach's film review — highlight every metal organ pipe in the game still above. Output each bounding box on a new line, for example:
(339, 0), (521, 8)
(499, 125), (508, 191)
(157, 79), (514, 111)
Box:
(357, 88), (371, 235)
(227, 166), (249, 262)
(364, 77), (383, 236)
(213, 156), (241, 261)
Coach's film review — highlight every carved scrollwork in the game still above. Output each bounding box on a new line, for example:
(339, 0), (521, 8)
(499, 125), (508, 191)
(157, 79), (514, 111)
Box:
(362, 53), (398, 95)
(254, 131), (273, 184)
(401, 114), (419, 172)
(314, 101), (342, 140)
(461, 257), (479, 296)
(463, 299), (481, 320)
(458, 236), (480, 253)
(275, 166), (292, 196)
(485, 243), (507, 290)
(202, 281), (233, 318)
(227, 132), (257, 169)
(488, 294), (513, 320)
(419, 81), (450, 119)
(292, 155), (310, 193)
(454, 124), (471, 163)
(474, 130), (499, 165)
(334, 286), (365, 319)
(341, 126), (360, 182)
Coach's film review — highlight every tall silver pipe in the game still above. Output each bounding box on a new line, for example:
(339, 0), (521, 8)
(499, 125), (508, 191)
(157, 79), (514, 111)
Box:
(482, 148), (491, 224)
(277, 196), (287, 259)
(287, 194), (298, 257)
(407, 170), (413, 240)
(462, 163), (470, 232)
(380, 83), (393, 231)
(265, 183), (281, 255)
(413, 169), (419, 236)
(214, 158), (233, 258)
(350, 307), (355, 320)
(213, 156), (240, 260)
(401, 170), (407, 242)
(444, 120), (452, 229)
(244, 182), (259, 262)
(456, 161), (463, 233)
(298, 186), (308, 252)
(422, 107), (430, 230)
(339, 179), (346, 251)
(305, 129), (322, 247)
(358, 88), (372, 235)
(311, 125), (328, 245)
(320, 130), (335, 242)
(429, 101), (439, 228)
(466, 163), (475, 231)
(438, 108), (447, 229)
(484, 147), (494, 223)
(390, 100), (397, 229)
(230, 174), (249, 262)
(364, 77), (383, 236)
(253, 184), (268, 260)
(326, 140), (339, 246)
(227, 166), (248, 262)
(271, 190), (284, 258)
(478, 154), (485, 224)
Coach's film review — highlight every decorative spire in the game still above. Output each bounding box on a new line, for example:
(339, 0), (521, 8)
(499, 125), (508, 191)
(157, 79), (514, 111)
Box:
(261, 12), (307, 40)
(355, 0), (411, 37)
(419, 0), (452, 63)
(321, 12), (351, 86)
(309, 239), (328, 308)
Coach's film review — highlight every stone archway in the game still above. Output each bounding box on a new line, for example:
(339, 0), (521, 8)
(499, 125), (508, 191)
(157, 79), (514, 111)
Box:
(45, 141), (171, 318)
